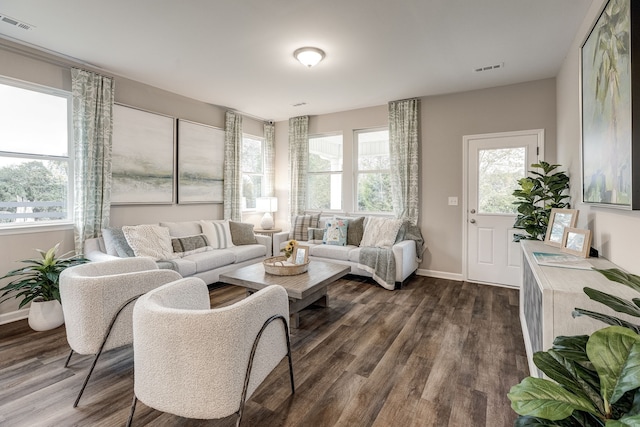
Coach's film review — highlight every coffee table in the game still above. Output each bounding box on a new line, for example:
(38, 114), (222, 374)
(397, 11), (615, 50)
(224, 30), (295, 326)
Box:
(219, 260), (350, 328)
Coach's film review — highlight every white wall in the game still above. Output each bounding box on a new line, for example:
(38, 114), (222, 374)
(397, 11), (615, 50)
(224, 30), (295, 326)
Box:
(557, 0), (640, 274)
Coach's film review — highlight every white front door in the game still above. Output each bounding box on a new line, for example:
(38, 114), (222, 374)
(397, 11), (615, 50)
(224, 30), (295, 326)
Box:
(464, 130), (542, 287)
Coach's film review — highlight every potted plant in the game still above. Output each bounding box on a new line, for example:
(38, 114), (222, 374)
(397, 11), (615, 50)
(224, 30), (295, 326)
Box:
(512, 161), (571, 241)
(508, 269), (640, 425)
(0, 242), (88, 331)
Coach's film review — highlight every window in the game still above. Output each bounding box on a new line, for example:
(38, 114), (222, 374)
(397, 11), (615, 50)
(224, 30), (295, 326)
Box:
(0, 78), (72, 227)
(308, 133), (343, 210)
(241, 135), (264, 210)
(355, 129), (392, 213)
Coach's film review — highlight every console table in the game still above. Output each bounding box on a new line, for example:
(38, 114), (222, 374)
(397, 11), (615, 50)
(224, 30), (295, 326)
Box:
(520, 240), (637, 377)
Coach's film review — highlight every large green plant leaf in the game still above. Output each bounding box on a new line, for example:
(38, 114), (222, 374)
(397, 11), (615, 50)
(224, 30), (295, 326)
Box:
(551, 335), (591, 363)
(594, 269), (640, 294)
(573, 309), (640, 335)
(587, 326), (640, 406)
(514, 415), (576, 426)
(509, 377), (599, 420)
(583, 287), (640, 318)
(606, 414), (640, 427)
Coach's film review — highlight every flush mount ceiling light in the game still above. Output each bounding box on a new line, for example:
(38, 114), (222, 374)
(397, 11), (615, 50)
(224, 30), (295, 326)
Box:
(294, 47), (325, 68)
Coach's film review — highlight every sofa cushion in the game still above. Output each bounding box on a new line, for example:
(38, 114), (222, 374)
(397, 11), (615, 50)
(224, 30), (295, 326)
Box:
(289, 212), (321, 241)
(122, 224), (177, 261)
(308, 227), (325, 241)
(102, 227), (135, 258)
(229, 221), (258, 245)
(165, 258), (197, 277)
(159, 221), (202, 238)
(200, 220), (234, 249)
(309, 244), (354, 262)
(341, 216), (365, 246)
(323, 218), (348, 246)
(360, 217), (403, 248)
(183, 249), (236, 272)
(227, 244), (267, 263)
(171, 234), (209, 253)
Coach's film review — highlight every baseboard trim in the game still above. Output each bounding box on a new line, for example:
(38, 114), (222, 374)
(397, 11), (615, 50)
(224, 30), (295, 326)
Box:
(0, 308), (28, 325)
(416, 269), (463, 281)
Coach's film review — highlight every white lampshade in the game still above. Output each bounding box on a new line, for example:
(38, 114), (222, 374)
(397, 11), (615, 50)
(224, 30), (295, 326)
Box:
(294, 47), (325, 68)
(256, 197), (278, 213)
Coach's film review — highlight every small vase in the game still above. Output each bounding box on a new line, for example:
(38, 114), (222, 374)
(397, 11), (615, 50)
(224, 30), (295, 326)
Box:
(28, 299), (65, 331)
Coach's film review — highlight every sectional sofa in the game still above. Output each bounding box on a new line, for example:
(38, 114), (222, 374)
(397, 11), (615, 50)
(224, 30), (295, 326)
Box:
(84, 220), (271, 285)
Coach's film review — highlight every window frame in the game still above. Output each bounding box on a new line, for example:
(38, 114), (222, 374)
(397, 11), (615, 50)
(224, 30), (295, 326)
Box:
(354, 127), (392, 215)
(307, 132), (344, 212)
(0, 76), (74, 231)
(241, 133), (265, 212)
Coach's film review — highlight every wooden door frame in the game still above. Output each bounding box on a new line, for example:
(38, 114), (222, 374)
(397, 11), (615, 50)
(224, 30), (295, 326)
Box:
(462, 129), (544, 284)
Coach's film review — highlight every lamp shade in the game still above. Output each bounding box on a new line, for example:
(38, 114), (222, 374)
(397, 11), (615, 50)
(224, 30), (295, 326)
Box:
(294, 47), (325, 68)
(256, 197), (278, 213)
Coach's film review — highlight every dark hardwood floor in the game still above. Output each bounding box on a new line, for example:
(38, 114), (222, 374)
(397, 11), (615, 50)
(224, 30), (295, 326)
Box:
(0, 275), (528, 426)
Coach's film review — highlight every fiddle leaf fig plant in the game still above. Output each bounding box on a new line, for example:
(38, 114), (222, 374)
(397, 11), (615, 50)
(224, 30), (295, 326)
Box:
(512, 161), (571, 241)
(508, 269), (640, 425)
(0, 243), (88, 308)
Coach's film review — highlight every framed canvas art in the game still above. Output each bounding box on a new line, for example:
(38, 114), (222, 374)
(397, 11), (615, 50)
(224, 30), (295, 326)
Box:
(177, 120), (224, 204)
(581, 0), (640, 209)
(111, 104), (175, 204)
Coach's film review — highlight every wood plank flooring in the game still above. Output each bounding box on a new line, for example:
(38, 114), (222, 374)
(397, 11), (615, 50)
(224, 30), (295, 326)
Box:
(0, 275), (529, 426)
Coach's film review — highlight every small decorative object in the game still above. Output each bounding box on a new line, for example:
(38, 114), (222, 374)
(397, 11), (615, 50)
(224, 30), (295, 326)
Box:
(0, 242), (88, 331)
(263, 256), (309, 276)
(283, 239), (298, 262)
(561, 227), (592, 258)
(293, 245), (309, 264)
(544, 208), (578, 248)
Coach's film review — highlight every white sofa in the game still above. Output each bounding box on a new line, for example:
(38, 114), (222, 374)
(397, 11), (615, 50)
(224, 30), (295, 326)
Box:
(273, 216), (422, 289)
(84, 220), (271, 285)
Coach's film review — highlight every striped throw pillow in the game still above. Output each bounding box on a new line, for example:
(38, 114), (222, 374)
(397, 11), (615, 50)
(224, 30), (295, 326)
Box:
(200, 220), (234, 249)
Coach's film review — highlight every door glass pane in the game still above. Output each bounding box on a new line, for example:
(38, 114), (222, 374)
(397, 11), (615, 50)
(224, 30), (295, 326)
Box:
(478, 147), (526, 214)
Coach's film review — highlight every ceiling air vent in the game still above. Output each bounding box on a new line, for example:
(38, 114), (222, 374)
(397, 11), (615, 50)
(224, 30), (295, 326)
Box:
(0, 14), (35, 31)
(473, 62), (504, 73)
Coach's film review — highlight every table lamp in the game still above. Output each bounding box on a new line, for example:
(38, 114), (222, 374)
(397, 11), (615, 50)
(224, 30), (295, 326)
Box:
(256, 197), (278, 229)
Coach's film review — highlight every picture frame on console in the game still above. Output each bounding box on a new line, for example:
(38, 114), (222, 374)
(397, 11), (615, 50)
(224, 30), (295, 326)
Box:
(293, 245), (309, 265)
(544, 208), (578, 248)
(581, 0), (640, 209)
(561, 227), (592, 258)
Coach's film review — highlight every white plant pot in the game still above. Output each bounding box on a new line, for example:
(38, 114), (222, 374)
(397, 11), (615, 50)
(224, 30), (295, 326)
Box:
(28, 299), (64, 331)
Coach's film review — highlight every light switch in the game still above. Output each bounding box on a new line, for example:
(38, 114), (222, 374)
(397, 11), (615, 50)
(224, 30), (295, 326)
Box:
(448, 196), (458, 206)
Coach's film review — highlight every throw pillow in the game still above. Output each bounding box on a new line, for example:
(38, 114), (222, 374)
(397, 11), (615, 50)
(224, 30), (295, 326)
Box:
(288, 212), (321, 241)
(360, 217), (404, 248)
(307, 227), (325, 241)
(338, 216), (365, 246)
(200, 220), (234, 249)
(171, 234), (209, 253)
(122, 224), (177, 261)
(229, 221), (258, 245)
(323, 218), (348, 246)
(101, 227), (135, 257)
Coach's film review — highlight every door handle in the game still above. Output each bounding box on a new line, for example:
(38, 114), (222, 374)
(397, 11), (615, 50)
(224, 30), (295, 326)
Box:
(470, 209), (476, 214)
(470, 219), (476, 224)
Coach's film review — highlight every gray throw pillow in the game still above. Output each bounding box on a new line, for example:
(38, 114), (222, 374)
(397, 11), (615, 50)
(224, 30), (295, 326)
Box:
(102, 227), (135, 258)
(229, 221), (257, 245)
(338, 216), (365, 246)
(171, 234), (209, 252)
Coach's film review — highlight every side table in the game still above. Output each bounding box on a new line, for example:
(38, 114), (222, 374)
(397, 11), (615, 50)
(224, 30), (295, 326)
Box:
(254, 228), (283, 256)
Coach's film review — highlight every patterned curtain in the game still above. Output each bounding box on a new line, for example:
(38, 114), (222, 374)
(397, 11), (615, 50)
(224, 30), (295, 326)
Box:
(288, 116), (309, 218)
(223, 111), (243, 221)
(389, 98), (420, 225)
(264, 121), (275, 197)
(71, 68), (115, 253)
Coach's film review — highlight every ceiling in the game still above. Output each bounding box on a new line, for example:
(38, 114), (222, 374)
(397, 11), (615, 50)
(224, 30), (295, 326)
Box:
(0, 0), (593, 122)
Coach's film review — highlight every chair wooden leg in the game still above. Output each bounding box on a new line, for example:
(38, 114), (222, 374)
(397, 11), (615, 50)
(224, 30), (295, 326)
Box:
(73, 294), (142, 407)
(126, 395), (138, 427)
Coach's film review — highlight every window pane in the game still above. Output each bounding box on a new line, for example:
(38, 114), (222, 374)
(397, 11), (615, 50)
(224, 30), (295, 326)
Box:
(358, 130), (389, 171)
(242, 174), (262, 209)
(0, 82), (69, 156)
(308, 173), (342, 210)
(0, 158), (68, 224)
(309, 134), (342, 172)
(357, 172), (392, 212)
(242, 137), (263, 174)
(478, 147), (526, 214)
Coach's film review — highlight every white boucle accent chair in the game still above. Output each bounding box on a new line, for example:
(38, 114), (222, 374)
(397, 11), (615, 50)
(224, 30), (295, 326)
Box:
(126, 278), (294, 427)
(59, 257), (183, 407)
